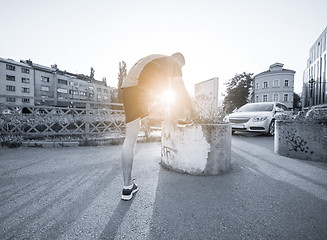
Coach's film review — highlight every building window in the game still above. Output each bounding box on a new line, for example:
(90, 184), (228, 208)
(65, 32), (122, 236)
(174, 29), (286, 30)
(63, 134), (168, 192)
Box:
(69, 90), (79, 95)
(263, 94), (268, 102)
(21, 68), (30, 74)
(255, 83), (259, 89)
(97, 88), (102, 92)
(21, 78), (30, 83)
(22, 87), (30, 93)
(57, 88), (68, 94)
(6, 64), (15, 71)
(273, 79), (280, 87)
(40, 85), (50, 92)
(58, 79), (68, 85)
(273, 93), (279, 102)
(283, 94), (289, 102)
(256, 96), (259, 102)
(6, 85), (16, 92)
(263, 81), (268, 88)
(89, 93), (94, 98)
(79, 91), (87, 96)
(103, 89), (108, 93)
(41, 76), (50, 83)
(284, 79), (289, 87)
(6, 97), (16, 102)
(22, 98), (30, 103)
(6, 75), (15, 81)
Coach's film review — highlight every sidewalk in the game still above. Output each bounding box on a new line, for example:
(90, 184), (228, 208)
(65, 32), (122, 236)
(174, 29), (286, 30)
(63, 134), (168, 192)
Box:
(0, 139), (326, 240)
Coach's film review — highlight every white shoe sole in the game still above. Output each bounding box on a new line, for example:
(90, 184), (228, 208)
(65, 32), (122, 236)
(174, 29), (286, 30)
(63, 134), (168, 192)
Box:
(121, 187), (139, 201)
(177, 123), (193, 128)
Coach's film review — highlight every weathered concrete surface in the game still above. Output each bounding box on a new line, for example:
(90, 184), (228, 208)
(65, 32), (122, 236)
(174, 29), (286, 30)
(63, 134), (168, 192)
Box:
(0, 136), (327, 240)
(275, 120), (327, 162)
(161, 123), (231, 175)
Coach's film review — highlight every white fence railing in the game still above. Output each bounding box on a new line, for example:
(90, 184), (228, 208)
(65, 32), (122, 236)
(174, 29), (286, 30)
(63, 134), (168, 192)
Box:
(0, 104), (126, 139)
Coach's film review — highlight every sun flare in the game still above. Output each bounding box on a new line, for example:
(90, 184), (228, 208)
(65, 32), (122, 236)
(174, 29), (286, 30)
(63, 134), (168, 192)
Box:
(163, 90), (175, 104)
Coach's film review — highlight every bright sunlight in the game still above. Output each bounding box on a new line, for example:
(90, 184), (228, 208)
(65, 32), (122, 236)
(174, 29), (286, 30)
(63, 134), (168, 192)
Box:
(163, 90), (175, 104)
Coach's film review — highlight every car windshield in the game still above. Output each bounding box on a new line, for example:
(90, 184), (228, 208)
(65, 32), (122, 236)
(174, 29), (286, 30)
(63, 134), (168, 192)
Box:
(237, 103), (274, 112)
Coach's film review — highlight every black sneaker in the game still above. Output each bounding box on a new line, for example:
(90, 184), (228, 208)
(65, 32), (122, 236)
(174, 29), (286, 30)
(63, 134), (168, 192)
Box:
(177, 118), (193, 127)
(121, 183), (139, 201)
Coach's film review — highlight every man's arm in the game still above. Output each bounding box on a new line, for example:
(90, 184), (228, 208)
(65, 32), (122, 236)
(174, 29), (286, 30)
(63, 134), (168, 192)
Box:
(172, 76), (194, 110)
(169, 76), (195, 120)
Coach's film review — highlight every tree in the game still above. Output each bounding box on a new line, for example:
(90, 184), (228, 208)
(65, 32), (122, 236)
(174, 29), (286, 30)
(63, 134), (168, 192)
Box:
(223, 72), (254, 114)
(117, 61), (127, 103)
(293, 92), (301, 109)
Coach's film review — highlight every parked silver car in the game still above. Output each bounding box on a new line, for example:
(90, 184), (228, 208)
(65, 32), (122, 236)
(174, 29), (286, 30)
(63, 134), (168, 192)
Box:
(225, 102), (292, 136)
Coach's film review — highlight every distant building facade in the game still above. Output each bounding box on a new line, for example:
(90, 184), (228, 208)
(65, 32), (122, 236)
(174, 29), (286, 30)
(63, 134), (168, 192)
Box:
(0, 58), (34, 106)
(302, 26), (327, 108)
(0, 57), (114, 108)
(194, 77), (219, 110)
(253, 63), (295, 109)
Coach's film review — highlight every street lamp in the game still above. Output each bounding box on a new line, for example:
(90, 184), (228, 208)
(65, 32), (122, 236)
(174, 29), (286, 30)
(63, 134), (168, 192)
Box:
(309, 77), (315, 107)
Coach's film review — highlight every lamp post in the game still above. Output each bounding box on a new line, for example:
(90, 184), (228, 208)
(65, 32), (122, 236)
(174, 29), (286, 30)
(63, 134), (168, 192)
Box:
(70, 83), (77, 108)
(70, 84), (74, 108)
(309, 77), (315, 107)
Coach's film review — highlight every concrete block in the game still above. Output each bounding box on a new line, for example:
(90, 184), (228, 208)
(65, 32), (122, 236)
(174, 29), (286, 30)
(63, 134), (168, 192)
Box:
(161, 122), (231, 175)
(274, 120), (327, 162)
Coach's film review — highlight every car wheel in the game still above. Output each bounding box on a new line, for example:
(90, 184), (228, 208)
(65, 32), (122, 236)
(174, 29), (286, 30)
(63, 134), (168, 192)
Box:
(232, 130), (236, 135)
(267, 120), (275, 136)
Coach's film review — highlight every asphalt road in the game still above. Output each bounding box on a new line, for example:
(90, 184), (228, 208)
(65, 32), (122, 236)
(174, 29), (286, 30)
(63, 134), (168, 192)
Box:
(0, 134), (326, 240)
(232, 131), (275, 151)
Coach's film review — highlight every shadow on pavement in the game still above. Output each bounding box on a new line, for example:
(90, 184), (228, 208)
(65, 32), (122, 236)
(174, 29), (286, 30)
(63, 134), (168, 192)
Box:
(0, 154), (121, 240)
(233, 131), (268, 137)
(147, 160), (327, 240)
(99, 200), (133, 240)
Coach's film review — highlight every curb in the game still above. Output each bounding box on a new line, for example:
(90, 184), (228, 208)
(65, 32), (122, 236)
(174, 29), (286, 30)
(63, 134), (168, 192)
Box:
(22, 141), (80, 148)
(21, 136), (127, 148)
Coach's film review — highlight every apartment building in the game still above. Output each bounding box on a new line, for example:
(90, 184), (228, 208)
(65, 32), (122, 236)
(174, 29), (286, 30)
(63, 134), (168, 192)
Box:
(253, 63), (295, 109)
(0, 58), (34, 106)
(0, 57), (113, 108)
(302, 26), (327, 108)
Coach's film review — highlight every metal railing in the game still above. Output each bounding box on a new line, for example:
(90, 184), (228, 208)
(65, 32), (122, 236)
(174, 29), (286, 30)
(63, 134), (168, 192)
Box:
(0, 103), (126, 139)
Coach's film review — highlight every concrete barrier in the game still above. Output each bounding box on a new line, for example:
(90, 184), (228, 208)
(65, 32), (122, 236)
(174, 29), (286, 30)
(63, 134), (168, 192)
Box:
(161, 122), (231, 175)
(274, 120), (327, 162)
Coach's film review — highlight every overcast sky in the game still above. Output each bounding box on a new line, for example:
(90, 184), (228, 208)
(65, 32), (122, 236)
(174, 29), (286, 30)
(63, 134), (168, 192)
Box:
(1, 0), (327, 95)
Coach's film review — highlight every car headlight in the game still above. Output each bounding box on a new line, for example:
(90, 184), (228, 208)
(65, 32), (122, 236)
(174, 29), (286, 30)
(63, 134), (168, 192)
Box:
(253, 116), (267, 122)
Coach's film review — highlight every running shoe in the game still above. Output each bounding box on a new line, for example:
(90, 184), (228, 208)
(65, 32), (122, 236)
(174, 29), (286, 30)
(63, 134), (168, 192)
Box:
(177, 118), (194, 127)
(121, 182), (139, 201)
